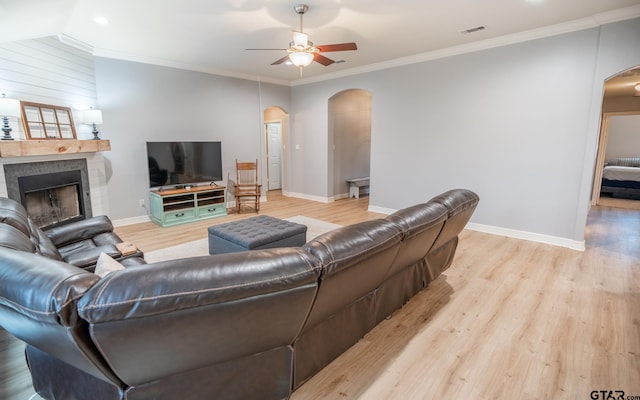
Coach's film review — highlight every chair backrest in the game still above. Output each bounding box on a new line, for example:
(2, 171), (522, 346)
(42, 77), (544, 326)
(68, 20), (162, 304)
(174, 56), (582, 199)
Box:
(235, 159), (258, 188)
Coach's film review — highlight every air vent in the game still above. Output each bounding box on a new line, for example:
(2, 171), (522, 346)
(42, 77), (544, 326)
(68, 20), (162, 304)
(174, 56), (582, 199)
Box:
(461, 26), (486, 34)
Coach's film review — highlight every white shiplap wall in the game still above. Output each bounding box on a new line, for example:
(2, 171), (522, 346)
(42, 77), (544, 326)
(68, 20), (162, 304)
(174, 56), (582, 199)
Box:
(0, 36), (110, 216)
(0, 35), (97, 140)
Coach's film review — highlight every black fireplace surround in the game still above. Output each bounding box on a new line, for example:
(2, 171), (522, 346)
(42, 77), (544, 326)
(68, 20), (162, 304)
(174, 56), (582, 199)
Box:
(4, 159), (93, 229)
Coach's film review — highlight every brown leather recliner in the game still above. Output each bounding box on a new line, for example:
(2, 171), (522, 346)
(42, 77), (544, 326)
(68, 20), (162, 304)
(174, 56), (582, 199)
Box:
(0, 197), (144, 270)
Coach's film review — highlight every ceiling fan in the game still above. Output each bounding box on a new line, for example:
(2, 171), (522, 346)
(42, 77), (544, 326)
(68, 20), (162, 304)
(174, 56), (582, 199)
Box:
(246, 4), (357, 73)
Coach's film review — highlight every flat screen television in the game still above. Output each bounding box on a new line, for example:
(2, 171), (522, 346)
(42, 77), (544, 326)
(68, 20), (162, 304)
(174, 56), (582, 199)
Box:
(146, 141), (223, 189)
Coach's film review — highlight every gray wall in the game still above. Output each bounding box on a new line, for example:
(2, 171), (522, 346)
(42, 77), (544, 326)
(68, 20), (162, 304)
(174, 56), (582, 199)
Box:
(329, 89), (372, 197)
(3, 17), (639, 244)
(289, 17), (640, 243)
(93, 58), (290, 219)
(605, 115), (640, 160)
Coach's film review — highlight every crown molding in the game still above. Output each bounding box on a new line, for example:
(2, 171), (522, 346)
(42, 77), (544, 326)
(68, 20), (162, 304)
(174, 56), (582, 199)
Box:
(57, 33), (290, 85)
(57, 5), (640, 87)
(56, 33), (93, 54)
(291, 5), (640, 86)
(92, 48), (290, 86)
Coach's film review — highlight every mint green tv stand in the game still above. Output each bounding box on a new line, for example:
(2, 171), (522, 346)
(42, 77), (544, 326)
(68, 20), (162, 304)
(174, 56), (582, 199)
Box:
(149, 185), (227, 227)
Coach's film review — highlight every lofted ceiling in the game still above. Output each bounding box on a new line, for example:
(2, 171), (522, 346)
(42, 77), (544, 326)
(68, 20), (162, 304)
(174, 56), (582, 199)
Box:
(0, 0), (639, 87)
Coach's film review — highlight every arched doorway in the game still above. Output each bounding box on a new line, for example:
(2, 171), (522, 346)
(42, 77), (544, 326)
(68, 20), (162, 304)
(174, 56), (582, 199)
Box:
(263, 106), (289, 193)
(327, 89), (372, 200)
(591, 65), (640, 209)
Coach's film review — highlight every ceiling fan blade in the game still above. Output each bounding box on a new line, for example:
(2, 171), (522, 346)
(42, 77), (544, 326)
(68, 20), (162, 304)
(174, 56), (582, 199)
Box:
(314, 53), (335, 66)
(316, 43), (358, 52)
(271, 55), (291, 65)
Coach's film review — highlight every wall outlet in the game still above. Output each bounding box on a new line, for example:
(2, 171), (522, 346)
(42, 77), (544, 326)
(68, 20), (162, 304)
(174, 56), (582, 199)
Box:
(139, 199), (145, 207)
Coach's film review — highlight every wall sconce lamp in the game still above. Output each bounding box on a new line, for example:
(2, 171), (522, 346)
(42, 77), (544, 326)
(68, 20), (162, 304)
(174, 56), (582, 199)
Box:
(81, 107), (103, 140)
(0, 94), (21, 141)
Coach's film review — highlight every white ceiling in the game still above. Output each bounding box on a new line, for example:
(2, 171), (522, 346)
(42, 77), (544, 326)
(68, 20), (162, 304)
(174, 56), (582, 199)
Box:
(1, 0), (640, 85)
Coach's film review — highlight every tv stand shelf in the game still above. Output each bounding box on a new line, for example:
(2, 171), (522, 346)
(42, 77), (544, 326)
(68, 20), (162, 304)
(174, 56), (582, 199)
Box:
(149, 185), (227, 227)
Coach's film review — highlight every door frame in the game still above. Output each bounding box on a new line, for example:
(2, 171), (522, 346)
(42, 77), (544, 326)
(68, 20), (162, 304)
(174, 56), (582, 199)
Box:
(265, 121), (282, 191)
(262, 106), (288, 193)
(591, 111), (640, 206)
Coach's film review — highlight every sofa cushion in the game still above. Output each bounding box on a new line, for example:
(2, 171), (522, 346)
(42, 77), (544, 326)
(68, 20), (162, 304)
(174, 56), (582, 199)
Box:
(428, 188), (480, 250)
(45, 215), (115, 248)
(0, 198), (31, 236)
(95, 253), (126, 278)
(63, 244), (121, 269)
(0, 223), (37, 253)
(302, 219), (401, 329)
(384, 201), (448, 278)
(27, 218), (64, 261)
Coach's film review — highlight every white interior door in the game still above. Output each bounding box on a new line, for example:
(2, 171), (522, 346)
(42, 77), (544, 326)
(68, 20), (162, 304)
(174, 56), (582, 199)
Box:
(266, 122), (282, 190)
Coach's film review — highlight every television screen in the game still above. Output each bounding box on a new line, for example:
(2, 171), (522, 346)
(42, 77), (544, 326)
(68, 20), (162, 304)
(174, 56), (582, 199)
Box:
(146, 141), (223, 188)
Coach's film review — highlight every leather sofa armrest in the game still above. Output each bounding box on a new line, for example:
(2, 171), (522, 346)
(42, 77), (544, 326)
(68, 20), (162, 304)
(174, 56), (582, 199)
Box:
(45, 215), (115, 247)
(77, 248), (321, 386)
(79, 248), (321, 322)
(0, 248), (99, 326)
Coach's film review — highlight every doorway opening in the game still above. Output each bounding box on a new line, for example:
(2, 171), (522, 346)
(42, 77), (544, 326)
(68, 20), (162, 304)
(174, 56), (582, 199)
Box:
(591, 65), (640, 210)
(328, 89), (372, 200)
(263, 106), (289, 193)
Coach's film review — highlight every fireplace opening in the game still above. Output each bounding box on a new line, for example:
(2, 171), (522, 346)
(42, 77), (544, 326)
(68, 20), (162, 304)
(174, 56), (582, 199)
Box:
(18, 170), (86, 230)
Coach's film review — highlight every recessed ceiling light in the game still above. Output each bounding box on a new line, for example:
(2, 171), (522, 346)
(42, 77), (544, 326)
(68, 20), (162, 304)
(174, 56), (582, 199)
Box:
(94, 17), (109, 25)
(525, 0), (545, 4)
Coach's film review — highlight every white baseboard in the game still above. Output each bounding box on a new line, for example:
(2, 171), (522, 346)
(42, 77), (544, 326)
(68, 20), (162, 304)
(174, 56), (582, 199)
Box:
(368, 205), (395, 215)
(115, 194), (584, 252)
(366, 204), (585, 251)
(465, 222), (585, 251)
(113, 215), (151, 227)
(332, 192), (350, 201)
(282, 190), (333, 203)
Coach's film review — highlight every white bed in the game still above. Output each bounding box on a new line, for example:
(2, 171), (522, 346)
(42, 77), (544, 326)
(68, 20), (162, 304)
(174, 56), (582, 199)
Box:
(601, 159), (640, 199)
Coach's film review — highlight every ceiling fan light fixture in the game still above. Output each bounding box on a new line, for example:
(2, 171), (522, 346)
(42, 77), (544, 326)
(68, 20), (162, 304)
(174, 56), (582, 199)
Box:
(289, 51), (314, 67)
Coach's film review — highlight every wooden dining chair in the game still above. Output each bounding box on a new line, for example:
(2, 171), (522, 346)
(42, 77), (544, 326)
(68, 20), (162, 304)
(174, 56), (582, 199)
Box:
(235, 159), (261, 213)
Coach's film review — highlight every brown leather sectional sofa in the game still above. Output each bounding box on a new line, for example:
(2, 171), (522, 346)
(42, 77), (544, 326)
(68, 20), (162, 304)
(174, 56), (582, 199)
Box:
(0, 189), (479, 400)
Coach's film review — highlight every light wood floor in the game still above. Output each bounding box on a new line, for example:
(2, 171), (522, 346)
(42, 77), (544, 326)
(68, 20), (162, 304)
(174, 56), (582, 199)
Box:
(2, 191), (639, 399)
(598, 195), (640, 210)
